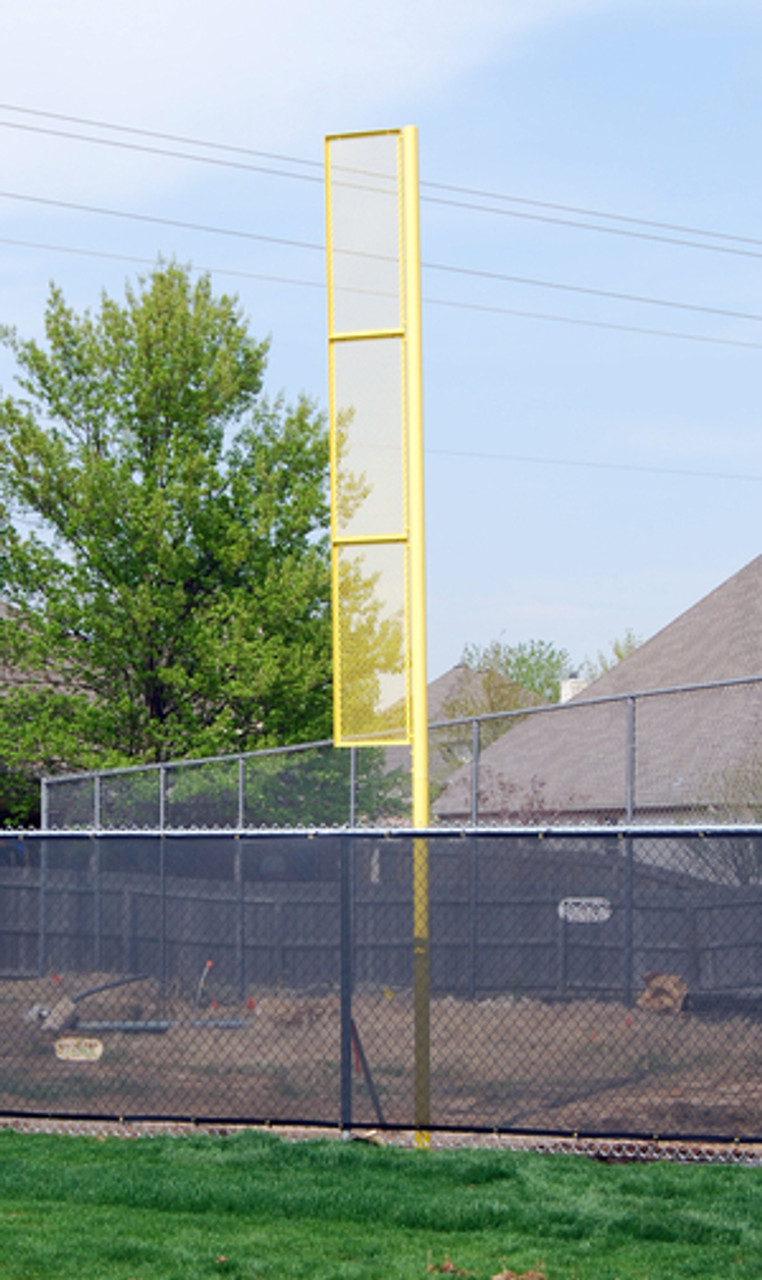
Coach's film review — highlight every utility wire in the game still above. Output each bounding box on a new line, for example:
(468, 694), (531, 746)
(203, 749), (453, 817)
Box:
(0, 120), (322, 185)
(0, 189), (323, 253)
(3, 189), (762, 325)
(422, 180), (762, 250)
(2, 114), (762, 262)
(0, 102), (322, 170)
(425, 294), (762, 351)
(3, 102), (761, 253)
(3, 111), (761, 497)
(422, 191), (762, 262)
(0, 235), (324, 291)
(426, 261), (762, 325)
(9, 449), (762, 499)
(0, 296), (758, 487)
(429, 448), (762, 485)
(3, 233), (762, 353)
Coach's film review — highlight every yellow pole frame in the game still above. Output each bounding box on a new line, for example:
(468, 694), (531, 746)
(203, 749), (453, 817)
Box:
(325, 126), (430, 1138)
(402, 126), (431, 1142)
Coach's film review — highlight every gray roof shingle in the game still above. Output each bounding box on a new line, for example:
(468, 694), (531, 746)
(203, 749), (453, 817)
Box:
(435, 555), (762, 823)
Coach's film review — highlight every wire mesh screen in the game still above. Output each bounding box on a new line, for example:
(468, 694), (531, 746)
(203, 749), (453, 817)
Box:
(42, 678), (762, 832)
(433, 699), (632, 825)
(423, 831), (762, 1137)
(44, 744), (413, 830)
(165, 759), (241, 830)
(326, 129), (413, 749)
(3, 834), (342, 1124)
(432, 680), (762, 827)
(3, 828), (762, 1140)
(46, 777), (96, 831)
(243, 744), (349, 827)
(634, 683), (762, 822)
(428, 720), (476, 821)
(101, 770), (162, 829)
(356, 745), (411, 825)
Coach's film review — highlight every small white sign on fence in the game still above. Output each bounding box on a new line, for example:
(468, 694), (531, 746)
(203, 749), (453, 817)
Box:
(55, 1037), (103, 1062)
(558, 897), (612, 924)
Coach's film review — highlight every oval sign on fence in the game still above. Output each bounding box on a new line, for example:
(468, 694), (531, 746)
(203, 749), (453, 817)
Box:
(55, 1037), (103, 1062)
(558, 897), (612, 924)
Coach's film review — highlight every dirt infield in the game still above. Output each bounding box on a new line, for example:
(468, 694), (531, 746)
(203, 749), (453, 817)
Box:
(1, 973), (761, 1140)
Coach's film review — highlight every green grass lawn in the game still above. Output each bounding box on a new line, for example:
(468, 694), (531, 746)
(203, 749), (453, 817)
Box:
(0, 1128), (760, 1279)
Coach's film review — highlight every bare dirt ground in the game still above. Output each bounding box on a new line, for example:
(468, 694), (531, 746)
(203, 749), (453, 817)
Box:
(0, 973), (761, 1140)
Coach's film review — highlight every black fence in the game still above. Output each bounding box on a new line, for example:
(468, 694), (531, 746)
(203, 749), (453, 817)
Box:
(2, 827), (762, 1141)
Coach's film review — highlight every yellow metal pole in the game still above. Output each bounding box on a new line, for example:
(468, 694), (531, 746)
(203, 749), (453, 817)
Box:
(324, 136), (343, 746)
(402, 125), (431, 1143)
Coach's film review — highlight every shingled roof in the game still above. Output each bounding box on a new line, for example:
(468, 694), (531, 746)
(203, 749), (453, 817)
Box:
(434, 554), (762, 824)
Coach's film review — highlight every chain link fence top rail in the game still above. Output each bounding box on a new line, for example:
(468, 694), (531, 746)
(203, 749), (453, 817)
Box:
(3, 826), (762, 1141)
(42, 676), (762, 831)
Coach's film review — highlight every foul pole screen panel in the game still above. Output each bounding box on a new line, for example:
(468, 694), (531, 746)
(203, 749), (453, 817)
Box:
(326, 129), (426, 749)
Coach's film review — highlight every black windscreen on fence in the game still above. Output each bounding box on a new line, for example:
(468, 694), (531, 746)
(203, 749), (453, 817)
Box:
(1, 827), (762, 1140)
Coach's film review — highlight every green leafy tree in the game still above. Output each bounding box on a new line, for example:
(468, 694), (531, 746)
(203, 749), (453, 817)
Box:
(0, 263), (333, 821)
(435, 638), (572, 772)
(580, 628), (642, 681)
(457, 638), (572, 710)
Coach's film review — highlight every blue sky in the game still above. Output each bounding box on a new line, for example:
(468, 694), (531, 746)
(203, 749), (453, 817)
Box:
(2, 0), (762, 678)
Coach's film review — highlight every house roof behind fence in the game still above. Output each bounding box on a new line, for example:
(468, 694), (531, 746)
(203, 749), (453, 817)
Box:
(573, 553), (762, 695)
(435, 554), (762, 822)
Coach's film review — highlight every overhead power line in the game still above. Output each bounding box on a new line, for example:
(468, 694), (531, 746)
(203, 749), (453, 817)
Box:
(3, 233), (762, 353)
(0, 120), (322, 186)
(2, 109), (762, 262)
(0, 236), (324, 292)
(2, 189), (762, 326)
(424, 295), (762, 352)
(426, 261), (762, 325)
(429, 447), (762, 485)
(3, 102), (761, 252)
(422, 192), (762, 262)
(421, 180), (762, 250)
(0, 189), (323, 253)
(0, 102), (323, 169)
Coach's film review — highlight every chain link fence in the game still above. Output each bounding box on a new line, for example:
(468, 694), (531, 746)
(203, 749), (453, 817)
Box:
(2, 826), (762, 1141)
(42, 676), (762, 832)
(43, 742), (412, 832)
(430, 675), (762, 826)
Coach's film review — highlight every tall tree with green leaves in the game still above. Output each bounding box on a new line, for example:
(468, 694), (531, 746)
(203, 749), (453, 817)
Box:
(437, 638), (572, 763)
(457, 638), (572, 710)
(580, 629), (642, 681)
(0, 264), (332, 819)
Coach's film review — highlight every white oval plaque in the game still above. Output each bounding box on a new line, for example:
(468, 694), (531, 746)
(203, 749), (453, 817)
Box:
(55, 1037), (103, 1062)
(558, 897), (612, 924)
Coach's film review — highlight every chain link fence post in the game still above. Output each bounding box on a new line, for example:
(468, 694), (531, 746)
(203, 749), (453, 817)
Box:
(624, 697), (637, 1006)
(340, 833), (354, 1134)
(92, 834), (102, 972)
(40, 778), (49, 832)
(467, 720), (482, 1001)
(235, 835), (246, 1001)
(349, 747), (357, 827)
(159, 764), (166, 834)
(37, 836), (47, 976)
(467, 836), (479, 1001)
(159, 835), (167, 996)
(471, 719), (480, 826)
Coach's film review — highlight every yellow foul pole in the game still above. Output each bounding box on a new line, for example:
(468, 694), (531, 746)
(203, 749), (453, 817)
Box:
(325, 125), (430, 1139)
(402, 127), (431, 1140)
